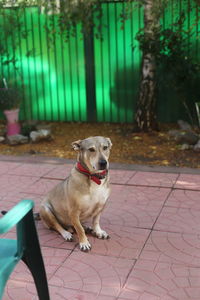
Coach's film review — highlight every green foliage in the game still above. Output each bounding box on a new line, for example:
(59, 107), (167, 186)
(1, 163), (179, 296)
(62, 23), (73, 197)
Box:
(0, 3), (29, 68)
(0, 87), (22, 110)
(36, 0), (104, 41)
(136, 9), (200, 123)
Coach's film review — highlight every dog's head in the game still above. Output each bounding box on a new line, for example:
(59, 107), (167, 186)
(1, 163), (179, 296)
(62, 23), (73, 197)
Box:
(72, 136), (112, 173)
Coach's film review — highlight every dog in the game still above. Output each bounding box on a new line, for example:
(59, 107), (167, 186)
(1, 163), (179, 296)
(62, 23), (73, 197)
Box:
(39, 136), (112, 251)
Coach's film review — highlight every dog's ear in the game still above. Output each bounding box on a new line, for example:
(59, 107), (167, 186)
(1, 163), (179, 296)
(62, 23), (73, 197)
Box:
(106, 137), (112, 148)
(72, 140), (82, 151)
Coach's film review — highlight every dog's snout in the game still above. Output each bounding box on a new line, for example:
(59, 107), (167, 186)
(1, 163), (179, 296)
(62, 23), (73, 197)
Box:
(99, 159), (107, 170)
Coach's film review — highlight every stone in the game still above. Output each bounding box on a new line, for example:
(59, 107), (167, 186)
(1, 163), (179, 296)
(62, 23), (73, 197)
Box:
(177, 120), (193, 131)
(7, 134), (28, 145)
(30, 129), (52, 143)
(36, 123), (52, 131)
(0, 136), (5, 143)
(180, 144), (191, 150)
(168, 130), (180, 138)
(194, 140), (200, 152)
(168, 130), (199, 145)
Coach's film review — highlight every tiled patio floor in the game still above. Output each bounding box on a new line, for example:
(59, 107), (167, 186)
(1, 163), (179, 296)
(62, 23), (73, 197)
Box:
(1, 157), (200, 300)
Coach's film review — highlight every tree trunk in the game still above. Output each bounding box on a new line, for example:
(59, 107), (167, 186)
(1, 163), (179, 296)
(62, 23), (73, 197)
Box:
(134, 0), (159, 132)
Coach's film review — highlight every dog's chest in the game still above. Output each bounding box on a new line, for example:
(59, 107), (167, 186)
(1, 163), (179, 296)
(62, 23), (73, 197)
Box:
(80, 181), (110, 220)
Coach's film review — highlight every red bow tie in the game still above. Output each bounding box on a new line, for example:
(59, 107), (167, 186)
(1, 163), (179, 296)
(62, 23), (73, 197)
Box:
(75, 162), (108, 185)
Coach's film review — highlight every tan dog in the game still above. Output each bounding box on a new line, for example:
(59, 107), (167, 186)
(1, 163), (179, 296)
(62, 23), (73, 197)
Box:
(39, 136), (112, 251)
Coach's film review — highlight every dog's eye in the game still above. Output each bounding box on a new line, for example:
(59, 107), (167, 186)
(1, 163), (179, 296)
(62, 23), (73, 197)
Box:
(88, 147), (95, 152)
(103, 146), (108, 151)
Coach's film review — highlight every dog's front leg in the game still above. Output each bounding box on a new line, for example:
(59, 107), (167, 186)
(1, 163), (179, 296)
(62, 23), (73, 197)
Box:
(70, 212), (91, 252)
(92, 212), (110, 239)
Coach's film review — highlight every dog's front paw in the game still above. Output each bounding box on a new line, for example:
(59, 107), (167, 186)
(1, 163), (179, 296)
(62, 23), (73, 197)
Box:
(92, 229), (110, 239)
(79, 240), (91, 252)
(61, 231), (73, 242)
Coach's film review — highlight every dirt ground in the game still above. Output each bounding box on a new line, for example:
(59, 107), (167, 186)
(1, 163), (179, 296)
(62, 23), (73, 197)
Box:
(0, 122), (200, 168)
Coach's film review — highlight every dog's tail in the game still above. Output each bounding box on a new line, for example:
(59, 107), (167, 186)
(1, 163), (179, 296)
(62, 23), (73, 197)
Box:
(1, 210), (41, 220)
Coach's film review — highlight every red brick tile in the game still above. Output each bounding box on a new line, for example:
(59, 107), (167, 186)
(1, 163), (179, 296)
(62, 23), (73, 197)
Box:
(22, 178), (61, 195)
(48, 286), (116, 300)
(49, 252), (135, 297)
(3, 281), (116, 300)
(175, 174), (200, 190)
(0, 192), (24, 211)
(44, 164), (73, 179)
(76, 225), (150, 259)
(110, 184), (170, 206)
(2, 280), (38, 300)
(10, 247), (71, 282)
(0, 161), (21, 175)
(7, 163), (56, 177)
(18, 193), (43, 211)
(165, 189), (200, 210)
(109, 169), (135, 184)
(155, 206), (200, 234)
(0, 175), (38, 197)
(120, 259), (200, 300)
(140, 231), (200, 266)
(127, 171), (178, 187)
(102, 186), (170, 229)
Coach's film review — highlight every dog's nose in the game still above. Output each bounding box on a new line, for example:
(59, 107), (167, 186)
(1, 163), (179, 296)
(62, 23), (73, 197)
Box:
(99, 159), (107, 170)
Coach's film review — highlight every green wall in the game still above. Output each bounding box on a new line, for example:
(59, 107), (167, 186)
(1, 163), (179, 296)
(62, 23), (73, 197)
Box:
(0, 1), (199, 123)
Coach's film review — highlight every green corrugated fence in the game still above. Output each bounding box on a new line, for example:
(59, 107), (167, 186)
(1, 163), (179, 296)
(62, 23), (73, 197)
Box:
(0, 1), (199, 123)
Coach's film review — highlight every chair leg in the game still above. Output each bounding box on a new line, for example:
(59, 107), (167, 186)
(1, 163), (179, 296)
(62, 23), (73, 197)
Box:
(22, 252), (50, 300)
(21, 210), (50, 300)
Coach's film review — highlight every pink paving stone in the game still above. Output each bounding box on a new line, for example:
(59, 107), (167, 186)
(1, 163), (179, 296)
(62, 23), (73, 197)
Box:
(3, 281), (116, 300)
(127, 171), (179, 187)
(0, 193), (42, 227)
(7, 163), (56, 177)
(110, 184), (170, 206)
(21, 178), (62, 195)
(18, 193), (43, 211)
(165, 189), (200, 210)
(1, 230), (16, 240)
(175, 174), (200, 190)
(3, 280), (38, 300)
(0, 192), (25, 211)
(44, 163), (74, 179)
(102, 203), (160, 229)
(120, 259), (200, 300)
(0, 161), (21, 175)
(109, 169), (135, 184)
(37, 221), (76, 250)
(154, 206), (200, 234)
(75, 225), (150, 259)
(140, 231), (200, 267)
(0, 174), (39, 197)
(10, 247), (71, 282)
(102, 186), (170, 229)
(48, 286), (117, 300)
(49, 251), (135, 297)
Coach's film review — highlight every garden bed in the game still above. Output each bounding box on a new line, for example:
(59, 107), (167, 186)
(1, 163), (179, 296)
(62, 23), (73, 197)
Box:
(0, 122), (199, 168)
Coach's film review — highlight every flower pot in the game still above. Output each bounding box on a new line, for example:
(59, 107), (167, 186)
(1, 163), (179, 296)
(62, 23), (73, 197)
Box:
(3, 108), (21, 136)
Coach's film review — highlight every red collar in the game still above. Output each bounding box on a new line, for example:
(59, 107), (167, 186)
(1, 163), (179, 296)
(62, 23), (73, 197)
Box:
(75, 162), (108, 185)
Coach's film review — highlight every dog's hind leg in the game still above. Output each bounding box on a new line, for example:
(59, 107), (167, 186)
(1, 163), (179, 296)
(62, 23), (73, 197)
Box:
(40, 205), (73, 242)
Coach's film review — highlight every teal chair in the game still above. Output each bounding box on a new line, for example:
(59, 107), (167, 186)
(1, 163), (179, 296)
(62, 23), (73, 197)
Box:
(0, 199), (50, 300)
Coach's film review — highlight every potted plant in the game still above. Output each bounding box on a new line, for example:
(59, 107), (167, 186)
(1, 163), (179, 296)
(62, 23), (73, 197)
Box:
(0, 78), (22, 136)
